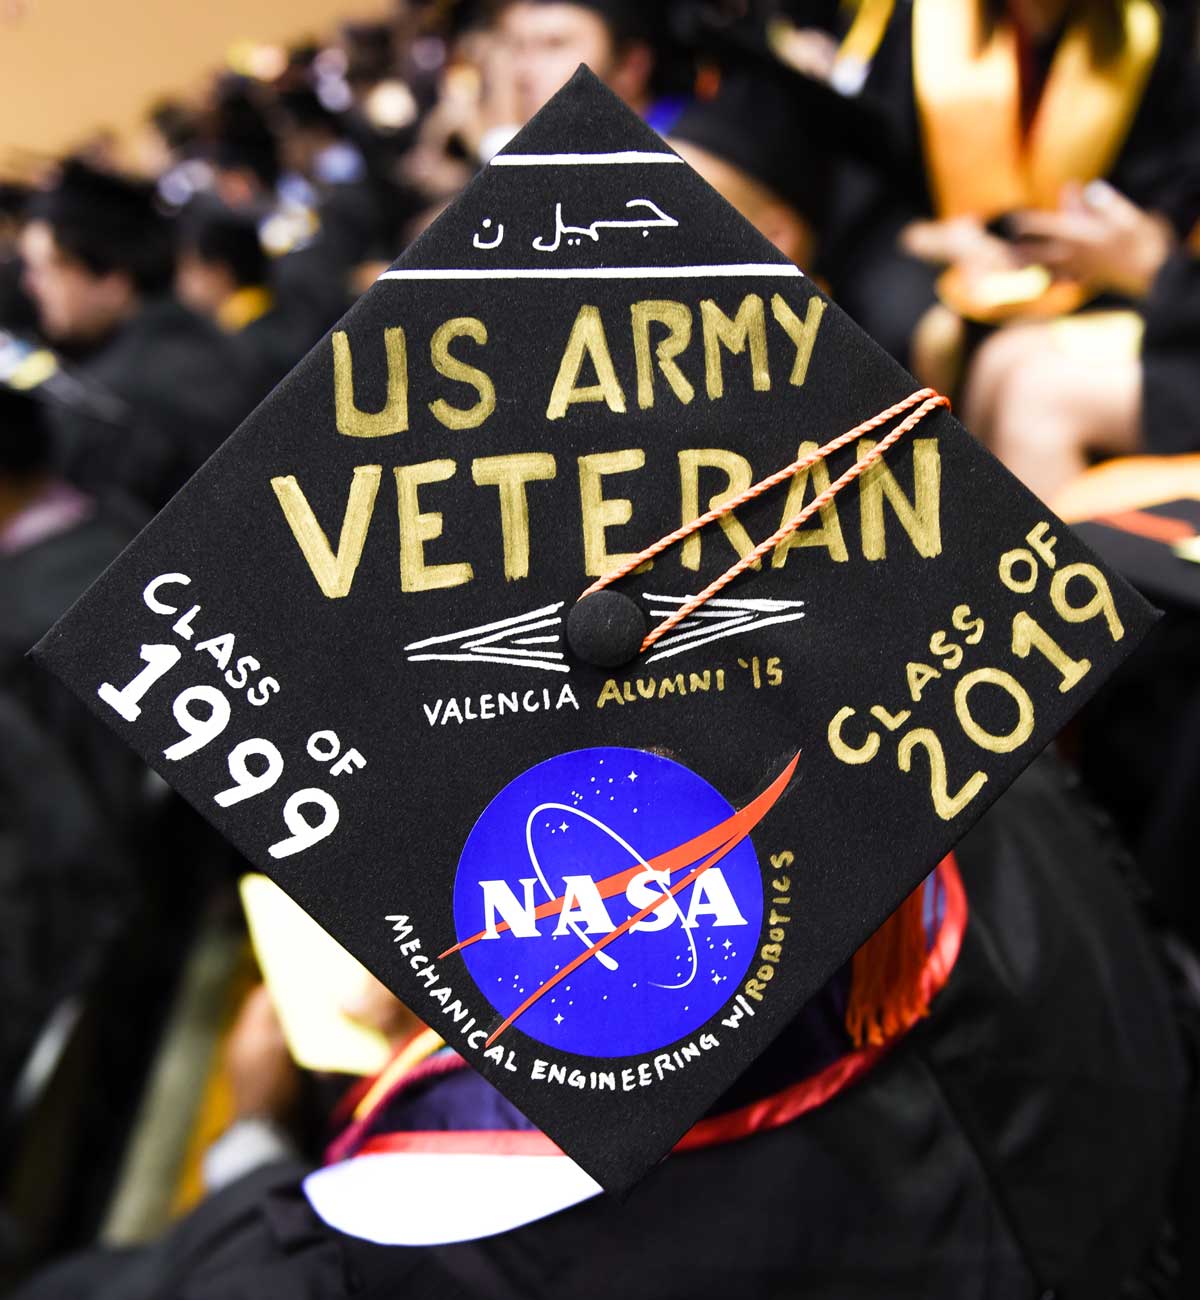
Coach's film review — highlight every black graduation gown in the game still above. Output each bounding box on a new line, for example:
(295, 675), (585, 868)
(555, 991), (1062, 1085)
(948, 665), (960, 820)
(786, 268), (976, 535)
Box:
(230, 305), (314, 408)
(267, 179), (392, 349)
(47, 298), (255, 512)
(0, 503), (143, 1104)
(1139, 251), (1200, 454)
(0, 691), (131, 1105)
(0, 501), (143, 822)
(270, 241), (354, 358)
(822, 0), (1200, 365)
(313, 181), (387, 271)
(15, 757), (1189, 1299)
(0, 256), (38, 335)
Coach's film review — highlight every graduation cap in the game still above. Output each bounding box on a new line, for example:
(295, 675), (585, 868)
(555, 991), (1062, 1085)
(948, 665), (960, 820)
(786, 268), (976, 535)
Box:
(668, 17), (904, 226)
(1056, 458), (1200, 611)
(27, 160), (175, 296)
(180, 199), (268, 288)
(33, 69), (1155, 1201)
(208, 78), (282, 192)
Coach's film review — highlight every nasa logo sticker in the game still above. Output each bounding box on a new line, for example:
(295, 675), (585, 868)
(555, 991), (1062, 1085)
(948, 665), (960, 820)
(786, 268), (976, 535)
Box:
(451, 747), (764, 1057)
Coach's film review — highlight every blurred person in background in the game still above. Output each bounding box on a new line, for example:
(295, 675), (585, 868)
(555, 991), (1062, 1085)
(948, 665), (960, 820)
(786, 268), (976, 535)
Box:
(135, 99), (213, 212)
(275, 85), (367, 194)
(496, 0), (661, 124)
(19, 161), (252, 512)
(396, 16), (514, 207)
(0, 379), (143, 1109)
(0, 182), (38, 336)
(668, 20), (903, 274)
(208, 76), (285, 213)
(328, 20), (428, 250)
(273, 87), (387, 269)
(957, 179), (1178, 497)
(136, 100), (204, 180)
(823, 0), (1200, 497)
(203, 75), (379, 337)
(0, 369), (141, 814)
(396, 0), (684, 230)
(177, 200), (311, 401)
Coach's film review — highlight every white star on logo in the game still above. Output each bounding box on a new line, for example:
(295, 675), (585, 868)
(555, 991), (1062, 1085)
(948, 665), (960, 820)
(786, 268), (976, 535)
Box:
(711, 972), (722, 985)
(554, 1013), (564, 1024)
(628, 770), (638, 781)
(559, 821), (569, 832)
(722, 939), (733, 951)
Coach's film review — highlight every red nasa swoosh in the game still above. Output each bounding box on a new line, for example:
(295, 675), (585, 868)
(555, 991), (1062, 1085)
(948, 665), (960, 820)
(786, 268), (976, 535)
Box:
(440, 753), (800, 1046)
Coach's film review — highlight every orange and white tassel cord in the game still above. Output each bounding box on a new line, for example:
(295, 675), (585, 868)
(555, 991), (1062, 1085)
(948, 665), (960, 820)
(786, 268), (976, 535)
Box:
(579, 388), (951, 654)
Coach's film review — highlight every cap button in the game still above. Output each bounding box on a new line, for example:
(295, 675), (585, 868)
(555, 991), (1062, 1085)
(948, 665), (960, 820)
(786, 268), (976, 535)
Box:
(567, 591), (646, 669)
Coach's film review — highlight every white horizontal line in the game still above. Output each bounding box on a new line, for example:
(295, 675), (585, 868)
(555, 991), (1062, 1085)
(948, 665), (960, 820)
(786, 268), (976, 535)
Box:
(490, 151), (683, 166)
(378, 264), (802, 282)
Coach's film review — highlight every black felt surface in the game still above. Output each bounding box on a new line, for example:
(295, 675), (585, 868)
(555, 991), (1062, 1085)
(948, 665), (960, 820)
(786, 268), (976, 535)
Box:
(33, 69), (1156, 1194)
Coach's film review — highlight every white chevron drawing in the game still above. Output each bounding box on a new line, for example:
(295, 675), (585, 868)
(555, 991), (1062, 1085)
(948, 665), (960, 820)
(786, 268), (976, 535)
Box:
(641, 593), (806, 663)
(403, 602), (569, 673)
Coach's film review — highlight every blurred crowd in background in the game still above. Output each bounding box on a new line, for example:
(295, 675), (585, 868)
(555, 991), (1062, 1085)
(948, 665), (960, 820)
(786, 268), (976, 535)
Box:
(6, 0), (1200, 1293)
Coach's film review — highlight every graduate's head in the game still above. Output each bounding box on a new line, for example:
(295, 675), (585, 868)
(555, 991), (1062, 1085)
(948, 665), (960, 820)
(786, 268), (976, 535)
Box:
(177, 202), (268, 318)
(0, 182), (30, 250)
(669, 72), (819, 270)
(670, 135), (816, 272)
(209, 77), (282, 208)
(21, 160), (175, 344)
(496, 0), (657, 121)
(274, 89), (346, 181)
(139, 98), (201, 176)
(668, 35), (898, 271)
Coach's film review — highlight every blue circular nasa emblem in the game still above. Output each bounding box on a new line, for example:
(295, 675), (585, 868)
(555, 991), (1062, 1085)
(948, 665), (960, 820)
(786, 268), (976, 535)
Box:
(451, 747), (763, 1057)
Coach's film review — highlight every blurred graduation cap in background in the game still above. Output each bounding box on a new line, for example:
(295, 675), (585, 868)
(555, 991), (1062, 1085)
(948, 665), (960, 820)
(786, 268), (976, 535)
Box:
(668, 10), (906, 233)
(1056, 455), (1200, 610)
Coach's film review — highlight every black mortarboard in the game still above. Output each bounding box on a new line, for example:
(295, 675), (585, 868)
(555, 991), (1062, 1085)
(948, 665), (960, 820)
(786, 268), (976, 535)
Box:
(181, 199), (268, 288)
(276, 87), (345, 135)
(1071, 494), (1200, 612)
(0, 180), (31, 221)
(340, 20), (396, 85)
(33, 70), (1155, 1197)
(28, 161), (175, 293)
(208, 78), (282, 191)
(30, 158), (161, 232)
